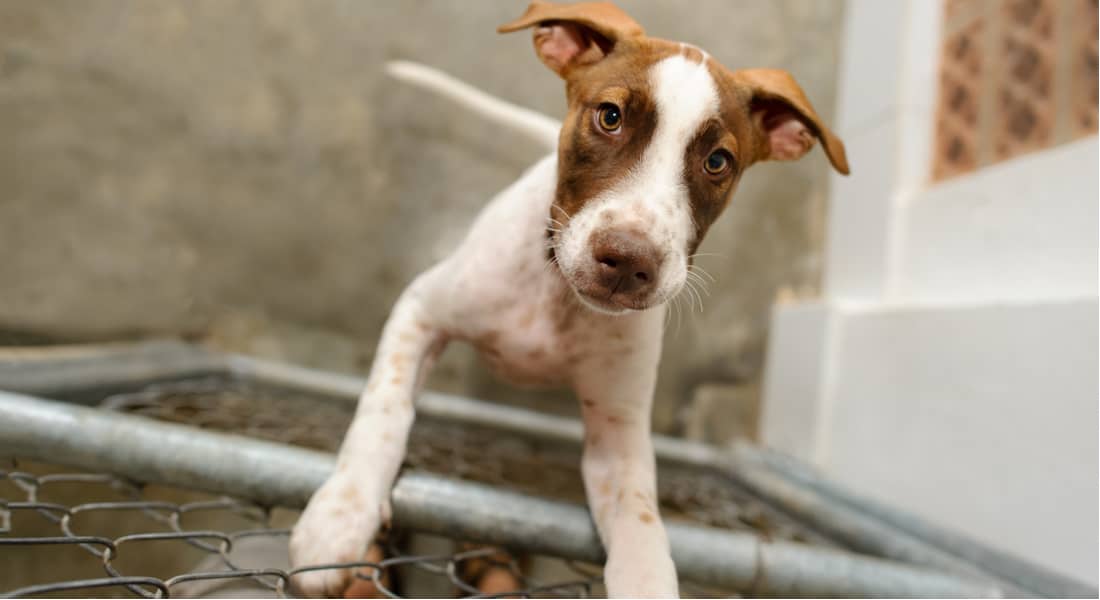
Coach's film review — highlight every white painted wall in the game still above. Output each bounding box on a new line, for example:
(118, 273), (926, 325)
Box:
(760, 0), (1099, 585)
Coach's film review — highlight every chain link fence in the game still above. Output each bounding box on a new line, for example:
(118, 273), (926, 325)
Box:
(2, 376), (809, 598)
(4, 343), (1081, 598)
(1, 458), (618, 598)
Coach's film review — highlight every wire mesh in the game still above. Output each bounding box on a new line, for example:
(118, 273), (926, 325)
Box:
(0, 376), (830, 598)
(0, 458), (619, 598)
(98, 376), (835, 545)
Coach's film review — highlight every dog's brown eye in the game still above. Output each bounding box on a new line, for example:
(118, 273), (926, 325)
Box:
(704, 150), (732, 175)
(597, 103), (623, 132)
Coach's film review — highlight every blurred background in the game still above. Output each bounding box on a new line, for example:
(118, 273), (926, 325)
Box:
(0, 0), (1095, 588)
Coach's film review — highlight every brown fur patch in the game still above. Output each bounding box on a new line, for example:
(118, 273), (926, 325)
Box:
(639, 511), (655, 524)
(341, 486), (362, 503)
(518, 307), (536, 328)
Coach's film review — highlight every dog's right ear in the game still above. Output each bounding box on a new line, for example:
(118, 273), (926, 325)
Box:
(498, 1), (644, 78)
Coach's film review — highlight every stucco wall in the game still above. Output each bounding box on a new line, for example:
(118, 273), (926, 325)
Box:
(761, 0), (1099, 584)
(0, 1), (845, 434)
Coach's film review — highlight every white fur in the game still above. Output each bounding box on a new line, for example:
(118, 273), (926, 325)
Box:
(288, 60), (722, 599)
(557, 55), (720, 308)
(385, 61), (561, 150)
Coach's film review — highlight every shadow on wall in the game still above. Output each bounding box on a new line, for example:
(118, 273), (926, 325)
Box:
(0, 1), (844, 439)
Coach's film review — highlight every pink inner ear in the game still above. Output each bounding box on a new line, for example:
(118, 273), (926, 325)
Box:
(767, 116), (816, 161)
(534, 23), (595, 74)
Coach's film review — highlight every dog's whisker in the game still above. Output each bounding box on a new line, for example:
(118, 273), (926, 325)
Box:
(685, 270), (712, 295)
(686, 279), (706, 313)
(688, 264), (717, 283)
(684, 280), (701, 313)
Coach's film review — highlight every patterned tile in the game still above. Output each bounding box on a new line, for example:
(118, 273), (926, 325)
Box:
(931, 0), (1098, 182)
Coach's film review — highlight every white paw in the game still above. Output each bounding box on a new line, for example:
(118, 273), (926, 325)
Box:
(289, 474), (385, 598)
(604, 552), (679, 599)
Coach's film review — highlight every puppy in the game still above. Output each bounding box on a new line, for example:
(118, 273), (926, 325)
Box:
(290, 2), (848, 597)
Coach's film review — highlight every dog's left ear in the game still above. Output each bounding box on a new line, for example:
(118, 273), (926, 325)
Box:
(735, 69), (850, 175)
(498, 1), (644, 78)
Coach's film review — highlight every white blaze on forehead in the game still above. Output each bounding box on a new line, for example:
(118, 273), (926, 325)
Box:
(556, 54), (720, 309)
(641, 55), (720, 197)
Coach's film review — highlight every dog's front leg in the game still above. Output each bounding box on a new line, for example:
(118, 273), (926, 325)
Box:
(574, 342), (678, 598)
(289, 276), (445, 598)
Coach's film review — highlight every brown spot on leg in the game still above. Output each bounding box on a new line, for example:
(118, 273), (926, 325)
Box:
(341, 486), (362, 503)
(390, 376), (402, 386)
(606, 415), (623, 425)
(599, 480), (612, 495)
(639, 512), (656, 524)
(518, 308), (536, 328)
(581, 398), (596, 408)
(389, 353), (405, 368)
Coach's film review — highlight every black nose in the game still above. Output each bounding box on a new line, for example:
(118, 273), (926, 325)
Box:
(590, 229), (659, 296)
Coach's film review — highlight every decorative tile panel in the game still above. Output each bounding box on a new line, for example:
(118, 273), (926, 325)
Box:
(932, 0), (1098, 181)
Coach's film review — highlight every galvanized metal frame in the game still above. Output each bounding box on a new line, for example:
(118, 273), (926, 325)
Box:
(1, 340), (1094, 598)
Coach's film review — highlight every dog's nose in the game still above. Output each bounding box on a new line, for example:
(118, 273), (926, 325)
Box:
(591, 229), (659, 295)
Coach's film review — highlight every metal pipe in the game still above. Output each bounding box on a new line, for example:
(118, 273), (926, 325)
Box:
(0, 344), (1070, 595)
(734, 445), (1098, 598)
(0, 340), (222, 400)
(0, 391), (1001, 598)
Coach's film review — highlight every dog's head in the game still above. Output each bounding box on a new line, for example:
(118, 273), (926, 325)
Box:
(500, 1), (849, 314)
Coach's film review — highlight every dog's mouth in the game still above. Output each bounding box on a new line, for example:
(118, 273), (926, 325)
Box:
(572, 288), (637, 314)
(567, 276), (666, 314)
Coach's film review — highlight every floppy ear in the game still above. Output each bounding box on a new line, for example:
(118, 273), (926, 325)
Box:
(735, 69), (850, 175)
(498, 1), (644, 78)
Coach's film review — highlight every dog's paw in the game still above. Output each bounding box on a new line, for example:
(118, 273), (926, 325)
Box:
(289, 474), (386, 598)
(604, 551), (679, 599)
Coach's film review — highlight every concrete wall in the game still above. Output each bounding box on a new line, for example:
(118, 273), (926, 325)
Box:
(761, 0), (1098, 584)
(0, 1), (845, 433)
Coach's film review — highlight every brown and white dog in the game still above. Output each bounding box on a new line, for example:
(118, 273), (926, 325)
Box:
(289, 2), (848, 597)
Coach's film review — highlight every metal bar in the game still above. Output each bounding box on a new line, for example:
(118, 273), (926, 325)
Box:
(226, 353), (732, 467)
(222, 354), (1090, 596)
(0, 340), (223, 400)
(733, 445), (1098, 598)
(0, 343), (1065, 595)
(0, 390), (1001, 598)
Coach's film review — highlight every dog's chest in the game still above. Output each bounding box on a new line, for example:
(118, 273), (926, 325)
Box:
(458, 273), (593, 386)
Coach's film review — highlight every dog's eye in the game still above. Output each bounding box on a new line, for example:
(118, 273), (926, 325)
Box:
(597, 103), (623, 133)
(703, 150), (732, 175)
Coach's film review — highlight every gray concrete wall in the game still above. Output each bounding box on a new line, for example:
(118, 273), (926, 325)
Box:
(0, 1), (845, 437)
